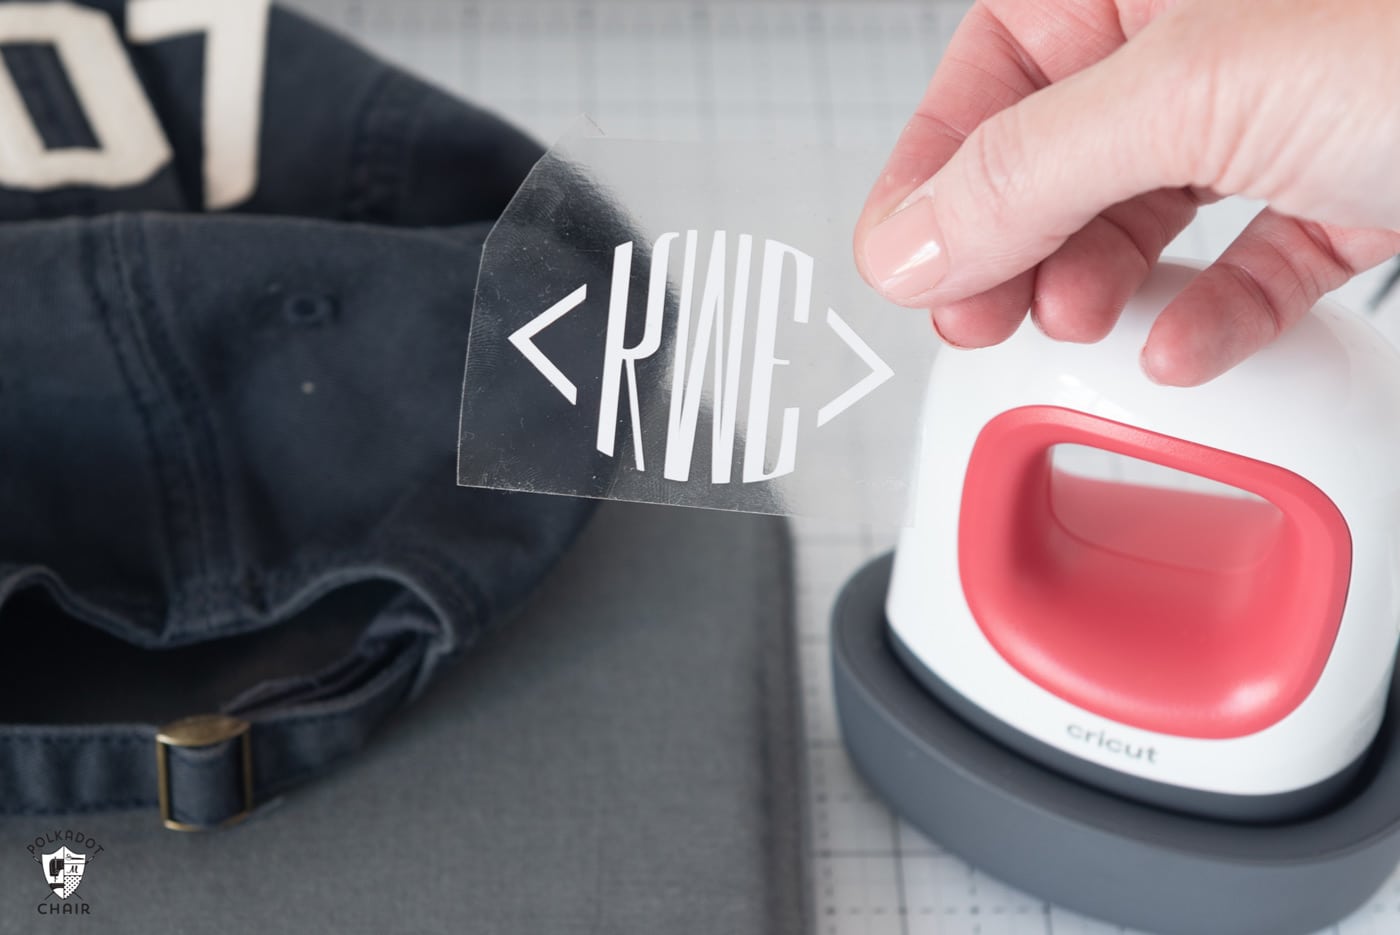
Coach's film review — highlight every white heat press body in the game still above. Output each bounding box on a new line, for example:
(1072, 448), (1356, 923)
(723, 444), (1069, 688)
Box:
(832, 260), (1400, 935)
(885, 261), (1400, 821)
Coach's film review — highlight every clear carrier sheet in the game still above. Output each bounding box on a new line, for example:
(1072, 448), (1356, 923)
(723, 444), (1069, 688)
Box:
(457, 125), (935, 522)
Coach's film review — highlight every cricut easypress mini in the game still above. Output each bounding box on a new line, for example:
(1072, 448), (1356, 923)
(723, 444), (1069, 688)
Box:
(833, 261), (1400, 935)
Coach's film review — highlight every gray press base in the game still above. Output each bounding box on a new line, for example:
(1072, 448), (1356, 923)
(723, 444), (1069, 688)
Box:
(831, 554), (1400, 935)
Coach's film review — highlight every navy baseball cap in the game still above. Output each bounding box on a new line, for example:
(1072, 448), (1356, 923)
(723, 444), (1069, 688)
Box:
(0, 0), (593, 829)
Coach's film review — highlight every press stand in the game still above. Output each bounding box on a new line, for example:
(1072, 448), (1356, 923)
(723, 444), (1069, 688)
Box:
(832, 554), (1400, 935)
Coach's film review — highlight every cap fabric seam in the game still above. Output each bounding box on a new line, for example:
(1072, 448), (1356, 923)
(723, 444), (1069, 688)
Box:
(119, 216), (235, 630)
(86, 217), (195, 631)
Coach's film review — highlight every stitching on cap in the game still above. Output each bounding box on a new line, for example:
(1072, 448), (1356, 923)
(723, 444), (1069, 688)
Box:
(344, 69), (423, 223)
(121, 219), (227, 621)
(0, 734), (148, 745)
(2, 799), (152, 815)
(87, 219), (187, 628)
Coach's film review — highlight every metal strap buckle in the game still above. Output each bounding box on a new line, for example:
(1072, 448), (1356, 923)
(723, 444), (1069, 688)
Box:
(154, 714), (253, 832)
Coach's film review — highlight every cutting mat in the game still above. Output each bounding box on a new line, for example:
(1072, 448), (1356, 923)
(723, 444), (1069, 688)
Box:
(284, 1), (1400, 932)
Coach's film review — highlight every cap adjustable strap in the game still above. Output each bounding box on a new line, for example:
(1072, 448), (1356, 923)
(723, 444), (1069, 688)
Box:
(155, 715), (254, 831)
(0, 632), (427, 830)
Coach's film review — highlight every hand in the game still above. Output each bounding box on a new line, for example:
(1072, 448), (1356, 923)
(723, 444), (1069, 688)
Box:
(853, 0), (1400, 385)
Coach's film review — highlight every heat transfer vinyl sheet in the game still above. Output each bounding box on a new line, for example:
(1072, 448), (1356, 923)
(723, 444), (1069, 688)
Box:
(458, 125), (935, 523)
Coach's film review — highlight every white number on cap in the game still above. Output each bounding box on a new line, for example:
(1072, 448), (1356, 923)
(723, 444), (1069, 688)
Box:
(0, 2), (172, 192)
(127, 0), (269, 209)
(0, 0), (269, 210)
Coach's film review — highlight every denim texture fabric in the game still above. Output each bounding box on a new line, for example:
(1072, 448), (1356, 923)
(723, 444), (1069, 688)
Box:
(0, 1), (594, 824)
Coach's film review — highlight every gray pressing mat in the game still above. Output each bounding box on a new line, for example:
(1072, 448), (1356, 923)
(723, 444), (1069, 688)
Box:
(0, 502), (808, 935)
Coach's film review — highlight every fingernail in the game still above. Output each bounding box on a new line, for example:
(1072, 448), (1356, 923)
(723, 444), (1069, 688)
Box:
(1029, 304), (1050, 338)
(929, 310), (966, 348)
(1140, 344), (1167, 385)
(863, 178), (948, 301)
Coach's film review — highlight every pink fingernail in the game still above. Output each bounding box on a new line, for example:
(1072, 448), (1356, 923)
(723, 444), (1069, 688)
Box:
(863, 179), (948, 302)
(930, 310), (966, 348)
(1140, 344), (1167, 385)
